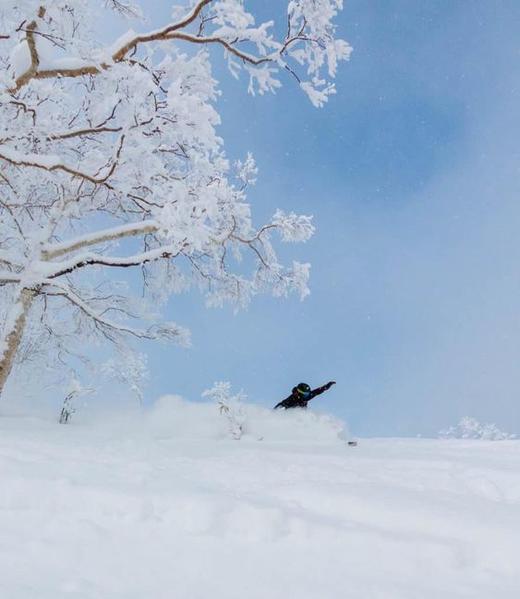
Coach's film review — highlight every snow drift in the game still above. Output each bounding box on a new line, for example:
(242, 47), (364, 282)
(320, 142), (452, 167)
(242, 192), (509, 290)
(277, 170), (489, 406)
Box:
(143, 395), (349, 444)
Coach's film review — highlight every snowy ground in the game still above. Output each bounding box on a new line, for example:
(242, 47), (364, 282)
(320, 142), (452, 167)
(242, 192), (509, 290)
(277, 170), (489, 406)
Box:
(0, 397), (519, 599)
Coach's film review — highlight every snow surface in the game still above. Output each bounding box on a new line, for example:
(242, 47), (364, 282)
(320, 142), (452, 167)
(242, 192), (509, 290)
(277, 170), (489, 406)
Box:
(0, 396), (519, 598)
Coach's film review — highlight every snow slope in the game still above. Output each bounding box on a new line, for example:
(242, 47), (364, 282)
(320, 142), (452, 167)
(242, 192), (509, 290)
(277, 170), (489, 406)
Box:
(0, 397), (519, 599)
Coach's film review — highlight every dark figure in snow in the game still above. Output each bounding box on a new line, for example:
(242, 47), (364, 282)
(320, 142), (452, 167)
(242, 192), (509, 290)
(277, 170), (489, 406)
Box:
(274, 381), (336, 410)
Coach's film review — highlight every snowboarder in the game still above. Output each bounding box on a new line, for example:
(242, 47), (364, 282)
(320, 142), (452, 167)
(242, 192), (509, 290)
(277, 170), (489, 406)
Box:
(274, 381), (336, 410)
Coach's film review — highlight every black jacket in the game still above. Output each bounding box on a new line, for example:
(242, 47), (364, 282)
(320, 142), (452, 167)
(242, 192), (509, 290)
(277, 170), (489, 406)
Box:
(274, 382), (335, 410)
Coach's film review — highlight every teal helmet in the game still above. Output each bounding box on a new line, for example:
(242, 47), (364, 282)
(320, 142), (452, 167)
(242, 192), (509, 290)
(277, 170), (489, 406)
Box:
(296, 383), (311, 398)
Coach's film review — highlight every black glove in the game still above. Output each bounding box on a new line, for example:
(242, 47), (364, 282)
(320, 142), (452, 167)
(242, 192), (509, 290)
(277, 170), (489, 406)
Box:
(326, 381), (336, 389)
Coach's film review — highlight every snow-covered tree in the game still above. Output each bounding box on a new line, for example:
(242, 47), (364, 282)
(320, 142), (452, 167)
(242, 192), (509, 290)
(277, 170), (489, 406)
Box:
(0, 1), (351, 397)
(203, 381), (246, 440)
(439, 417), (517, 441)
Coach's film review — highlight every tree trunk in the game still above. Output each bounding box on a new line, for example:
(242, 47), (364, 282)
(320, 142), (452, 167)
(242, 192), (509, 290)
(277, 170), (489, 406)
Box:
(0, 288), (36, 398)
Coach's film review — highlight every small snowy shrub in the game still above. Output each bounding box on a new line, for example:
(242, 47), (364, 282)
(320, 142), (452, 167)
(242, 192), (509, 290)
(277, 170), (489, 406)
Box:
(203, 382), (246, 440)
(101, 350), (149, 406)
(439, 417), (516, 441)
(58, 378), (93, 424)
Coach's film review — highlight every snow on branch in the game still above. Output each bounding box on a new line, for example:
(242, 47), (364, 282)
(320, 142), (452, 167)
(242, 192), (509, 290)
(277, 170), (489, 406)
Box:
(42, 221), (160, 260)
(4, 1), (350, 106)
(46, 244), (187, 279)
(0, 272), (21, 285)
(0, 136), (125, 187)
(272, 210), (315, 242)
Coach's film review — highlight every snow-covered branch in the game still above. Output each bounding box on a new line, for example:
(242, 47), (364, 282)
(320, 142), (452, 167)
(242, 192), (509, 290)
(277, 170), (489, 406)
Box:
(0, 136), (125, 187)
(7, 1), (218, 92)
(0, 272), (21, 285)
(6, 1), (350, 105)
(48, 126), (124, 142)
(43, 280), (189, 344)
(111, 0), (215, 62)
(42, 221), (160, 260)
(47, 244), (186, 279)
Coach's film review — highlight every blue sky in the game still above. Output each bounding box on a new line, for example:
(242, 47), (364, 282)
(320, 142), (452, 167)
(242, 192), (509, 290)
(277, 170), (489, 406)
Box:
(124, 1), (520, 436)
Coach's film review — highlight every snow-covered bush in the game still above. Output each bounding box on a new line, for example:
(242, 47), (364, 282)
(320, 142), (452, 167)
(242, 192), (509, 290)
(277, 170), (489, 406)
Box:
(439, 417), (516, 441)
(0, 1), (351, 398)
(58, 377), (93, 424)
(203, 381), (246, 440)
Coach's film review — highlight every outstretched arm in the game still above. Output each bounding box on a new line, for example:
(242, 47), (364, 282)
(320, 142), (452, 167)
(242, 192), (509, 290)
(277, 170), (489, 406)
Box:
(274, 396), (292, 410)
(309, 381), (336, 400)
